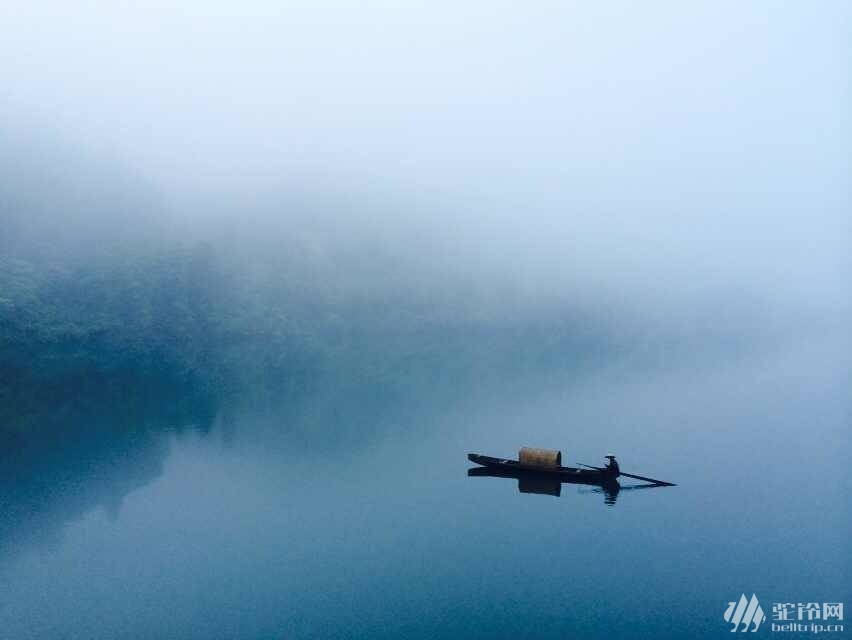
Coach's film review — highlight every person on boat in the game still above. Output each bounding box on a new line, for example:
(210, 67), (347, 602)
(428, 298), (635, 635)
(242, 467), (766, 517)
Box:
(604, 454), (620, 477)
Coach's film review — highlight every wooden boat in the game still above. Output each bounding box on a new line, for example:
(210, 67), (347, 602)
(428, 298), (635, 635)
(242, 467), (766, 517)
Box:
(467, 453), (617, 483)
(467, 448), (675, 487)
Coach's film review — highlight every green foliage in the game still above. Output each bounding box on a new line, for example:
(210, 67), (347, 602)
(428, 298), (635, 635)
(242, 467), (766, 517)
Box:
(2, 246), (220, 376)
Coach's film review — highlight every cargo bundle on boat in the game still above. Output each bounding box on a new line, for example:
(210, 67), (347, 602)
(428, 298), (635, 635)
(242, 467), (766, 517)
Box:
(518, 447), (561, 469)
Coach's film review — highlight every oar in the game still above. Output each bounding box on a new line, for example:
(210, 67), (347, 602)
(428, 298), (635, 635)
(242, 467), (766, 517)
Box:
(577, 463), (677, 487)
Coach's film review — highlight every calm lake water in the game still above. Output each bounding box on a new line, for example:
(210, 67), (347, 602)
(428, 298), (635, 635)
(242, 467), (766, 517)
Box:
(1, 330), (849, 639)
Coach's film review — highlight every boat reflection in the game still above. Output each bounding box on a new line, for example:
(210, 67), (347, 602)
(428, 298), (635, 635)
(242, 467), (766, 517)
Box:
(467, 467), (668, 505)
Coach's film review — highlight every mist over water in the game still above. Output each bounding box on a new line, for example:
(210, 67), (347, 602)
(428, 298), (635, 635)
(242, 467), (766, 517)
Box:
(0, 2), (849, 638)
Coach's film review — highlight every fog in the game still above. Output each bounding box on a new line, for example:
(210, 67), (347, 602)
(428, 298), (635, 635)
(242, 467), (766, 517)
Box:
(2, 1), (849, 333)
(1, 8), (850, 637)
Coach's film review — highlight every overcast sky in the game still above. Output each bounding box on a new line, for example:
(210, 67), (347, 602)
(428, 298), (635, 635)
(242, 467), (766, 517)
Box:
(1, 1), (849, 314)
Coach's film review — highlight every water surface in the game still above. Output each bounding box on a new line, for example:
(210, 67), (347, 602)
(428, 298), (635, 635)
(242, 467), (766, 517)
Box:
(1, 331), (849, 639)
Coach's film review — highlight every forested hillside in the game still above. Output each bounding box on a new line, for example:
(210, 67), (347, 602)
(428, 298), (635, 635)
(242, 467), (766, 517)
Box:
(0, 141), (614, 439)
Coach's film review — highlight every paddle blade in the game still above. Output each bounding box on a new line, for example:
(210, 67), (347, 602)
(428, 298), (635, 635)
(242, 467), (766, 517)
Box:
(619, 471), (676, 486)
